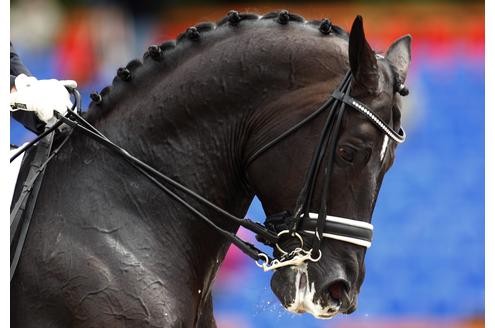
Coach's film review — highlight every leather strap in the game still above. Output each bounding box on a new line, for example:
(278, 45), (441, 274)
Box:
(300, 213), (373, 248)
(10, 128), (55, 281)
(332, 90), (406, 143)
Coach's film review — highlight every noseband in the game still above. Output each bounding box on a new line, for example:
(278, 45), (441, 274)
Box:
(10, 69), (406, 279)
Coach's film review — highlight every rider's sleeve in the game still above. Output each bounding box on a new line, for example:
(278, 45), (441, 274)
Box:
(10, 42), (31, 88)
(10, 42), (45, 135)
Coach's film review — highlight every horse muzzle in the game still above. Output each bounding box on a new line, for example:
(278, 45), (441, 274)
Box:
(270, 262), (356, 319)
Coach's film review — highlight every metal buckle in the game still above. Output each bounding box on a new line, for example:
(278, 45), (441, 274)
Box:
(255, 253), (270, 269)
(256, 248), (323, 272)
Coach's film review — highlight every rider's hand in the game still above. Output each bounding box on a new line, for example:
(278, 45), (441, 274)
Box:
(10, 74), (77, 123)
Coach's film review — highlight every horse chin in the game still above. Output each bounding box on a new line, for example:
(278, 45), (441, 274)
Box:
(270, 263), (341, 320)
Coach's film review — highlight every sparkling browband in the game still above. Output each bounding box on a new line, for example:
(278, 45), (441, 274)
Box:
(332, 91), (406, 143)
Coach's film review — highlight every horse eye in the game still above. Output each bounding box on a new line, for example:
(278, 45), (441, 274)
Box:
(338, 146), (355, 163)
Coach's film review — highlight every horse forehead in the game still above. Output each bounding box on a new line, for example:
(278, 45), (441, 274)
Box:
(338, 113), (388, 151)
(374, 92), (395, 120)
(363, 89), (396, 126)
(356, 120), (380, 136)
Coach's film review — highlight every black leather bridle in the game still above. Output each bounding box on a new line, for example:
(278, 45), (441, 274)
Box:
(247, 70), (406, 270)
(10, 69), (406, 279)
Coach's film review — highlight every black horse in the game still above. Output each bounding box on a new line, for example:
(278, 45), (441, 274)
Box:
(11, 11), (411, 327)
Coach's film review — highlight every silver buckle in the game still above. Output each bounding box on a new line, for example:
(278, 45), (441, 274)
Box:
(255, 248), (322, 272)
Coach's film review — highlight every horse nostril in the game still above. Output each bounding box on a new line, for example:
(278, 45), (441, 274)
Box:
(326, 279), (350, 304)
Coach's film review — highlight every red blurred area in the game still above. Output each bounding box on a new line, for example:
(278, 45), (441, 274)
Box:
(55, 8), (97, 85)
(216, 227), (252, 283)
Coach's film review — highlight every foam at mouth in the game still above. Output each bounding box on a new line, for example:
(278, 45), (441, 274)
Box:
(298, 270), (307, 291)
(286, 263), (339, 319)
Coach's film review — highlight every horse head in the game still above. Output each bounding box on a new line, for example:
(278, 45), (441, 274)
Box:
(246, 16), (411, 318)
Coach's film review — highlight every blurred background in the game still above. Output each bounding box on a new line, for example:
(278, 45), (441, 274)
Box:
(10, 0), (484, 327)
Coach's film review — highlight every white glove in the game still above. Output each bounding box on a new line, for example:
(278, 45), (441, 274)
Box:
(10, 74), (77, 123)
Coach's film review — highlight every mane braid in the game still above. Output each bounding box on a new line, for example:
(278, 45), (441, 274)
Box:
(85, 10), (349, 123)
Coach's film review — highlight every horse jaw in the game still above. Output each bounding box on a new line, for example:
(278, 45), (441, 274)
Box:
(285, 263), (340, 319)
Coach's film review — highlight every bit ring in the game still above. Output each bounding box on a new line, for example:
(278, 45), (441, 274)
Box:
(275, 230), (304, 255)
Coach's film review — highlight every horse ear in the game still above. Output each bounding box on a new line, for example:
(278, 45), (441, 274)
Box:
(348, 15), (379, 93)
(385, 35), (412, 82)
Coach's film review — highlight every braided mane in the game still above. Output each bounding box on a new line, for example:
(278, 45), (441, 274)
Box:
(86, 10), (349, 123)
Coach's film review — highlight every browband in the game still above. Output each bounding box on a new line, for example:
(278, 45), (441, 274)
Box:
(332, 90), (406, 143)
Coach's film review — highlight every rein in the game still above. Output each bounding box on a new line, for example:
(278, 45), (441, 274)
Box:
(55, 110), (279, 261)
(10, 69), (406, 279)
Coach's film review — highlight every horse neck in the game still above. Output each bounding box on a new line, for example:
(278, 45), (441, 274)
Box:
(91, 88), (254, 219)
(82, 73), (260, 301)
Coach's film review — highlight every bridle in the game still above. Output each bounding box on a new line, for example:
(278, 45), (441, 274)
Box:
(10, 68), (406, 280)
(248, 69), (406, 270)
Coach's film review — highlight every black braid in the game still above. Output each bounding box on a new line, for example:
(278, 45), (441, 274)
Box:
(147, 45), (162, 61)
(319, 19), (333, 35)
(90, 92), (102, 104)
(277, 10), (290, 25)
(117, 67), (131, 81)
(218, 10), (241, 26)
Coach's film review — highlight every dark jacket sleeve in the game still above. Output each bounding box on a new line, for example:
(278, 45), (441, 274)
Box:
(10, 42), (45, 134)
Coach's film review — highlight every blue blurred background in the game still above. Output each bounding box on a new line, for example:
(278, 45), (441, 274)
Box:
(10, 1), (484, 327)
